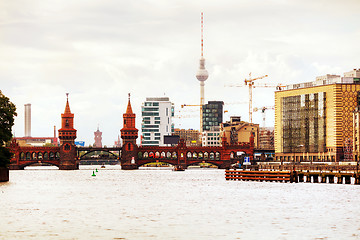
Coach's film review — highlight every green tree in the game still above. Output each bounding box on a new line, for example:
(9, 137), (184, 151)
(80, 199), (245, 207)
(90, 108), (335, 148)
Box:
(0, 91), (17, 167)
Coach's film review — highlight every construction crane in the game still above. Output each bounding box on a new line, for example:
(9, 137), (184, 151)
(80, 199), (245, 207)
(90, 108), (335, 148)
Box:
(253, 106), (275, 128)
(181, 104), (201, 108)
(226, 73), (285, 123)
(245, 73), (268, 123)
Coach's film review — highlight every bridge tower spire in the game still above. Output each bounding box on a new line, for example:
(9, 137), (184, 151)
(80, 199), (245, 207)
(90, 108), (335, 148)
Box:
(120, 93), (139, 170)
(58, 93), (78, 170)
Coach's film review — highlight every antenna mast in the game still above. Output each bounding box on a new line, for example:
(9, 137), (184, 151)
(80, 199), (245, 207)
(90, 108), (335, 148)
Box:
(196, 12), (209, 133)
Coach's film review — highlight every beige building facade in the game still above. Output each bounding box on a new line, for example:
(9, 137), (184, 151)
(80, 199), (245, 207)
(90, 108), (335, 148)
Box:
(275, 69), (360, 163)
(221, 117), (259, 148)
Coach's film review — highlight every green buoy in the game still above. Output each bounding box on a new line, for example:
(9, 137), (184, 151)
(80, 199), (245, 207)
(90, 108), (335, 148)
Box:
(96, 168), (98, 172)
(92, 171), (96, 177)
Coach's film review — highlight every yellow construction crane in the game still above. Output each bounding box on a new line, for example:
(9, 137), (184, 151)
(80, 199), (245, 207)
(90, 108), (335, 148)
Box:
(226, 73), (284, 123)
(181, 104), (201, 108)
(253, 106), (275, 128)
(245, 73), (268, 123)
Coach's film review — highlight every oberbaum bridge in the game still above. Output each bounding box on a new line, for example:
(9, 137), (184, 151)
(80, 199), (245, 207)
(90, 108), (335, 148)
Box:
(8, 94), (255, 170)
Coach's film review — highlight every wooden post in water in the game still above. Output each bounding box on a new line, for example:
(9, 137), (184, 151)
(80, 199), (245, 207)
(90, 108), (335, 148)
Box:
(313, 175), (319, 183)
(321, 174), (327, 183)
(337, 175), (343, 184)
(355, 174), (360, 185)
(344, 176), (351, 184)
(298, 173), (304, 182)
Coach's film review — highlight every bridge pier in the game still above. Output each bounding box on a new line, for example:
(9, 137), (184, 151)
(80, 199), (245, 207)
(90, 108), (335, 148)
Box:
(0, 167), (9, 182)
(121, 164), (139, 170)
(8, 164), (21, 170)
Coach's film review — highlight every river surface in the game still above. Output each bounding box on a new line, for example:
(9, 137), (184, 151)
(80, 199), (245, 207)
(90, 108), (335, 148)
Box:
(1, 166), (360, 240)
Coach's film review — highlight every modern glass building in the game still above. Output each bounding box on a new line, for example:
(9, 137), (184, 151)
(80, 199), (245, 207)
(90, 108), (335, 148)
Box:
(275, 69), (360, 162)
(202, 101), (224, 132)
(141, 97), (174, 146)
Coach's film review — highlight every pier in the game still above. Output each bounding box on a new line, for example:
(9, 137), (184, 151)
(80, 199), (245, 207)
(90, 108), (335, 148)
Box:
(225, 168), (360, 185)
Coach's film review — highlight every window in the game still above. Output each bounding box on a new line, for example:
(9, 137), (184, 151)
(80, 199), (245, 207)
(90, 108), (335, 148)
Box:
(142, 107), (159, 111)
(142, 129), (159, 132)
(142, 112), (159, 116)
(143, 125), (159, 128)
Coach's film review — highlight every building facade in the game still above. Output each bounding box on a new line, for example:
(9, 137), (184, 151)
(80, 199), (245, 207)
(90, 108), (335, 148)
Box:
(221, 116), (260, 148)
(141, 97), (174, 146)
(173, 128), (201, 146)
(202, 101), (224, 132)
(275, 68), (360, 163)
(202, 128), (221, 147)
(258, 127), (274, 150)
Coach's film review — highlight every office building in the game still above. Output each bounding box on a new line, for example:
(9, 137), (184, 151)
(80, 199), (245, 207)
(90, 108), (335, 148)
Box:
(141, 97), (174, 146)
(202, 126), (221, 147)
(202, 101), (224, 131)
(275, 68), (360, 162)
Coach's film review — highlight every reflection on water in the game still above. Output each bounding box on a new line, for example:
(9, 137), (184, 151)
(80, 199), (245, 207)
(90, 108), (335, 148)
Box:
(1, 166), (360, 239)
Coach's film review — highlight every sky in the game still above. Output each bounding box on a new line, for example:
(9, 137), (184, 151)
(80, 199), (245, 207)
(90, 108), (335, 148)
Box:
(1, 0), (360, 146)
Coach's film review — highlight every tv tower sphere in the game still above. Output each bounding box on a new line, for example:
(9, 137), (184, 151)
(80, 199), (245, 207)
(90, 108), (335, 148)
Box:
(196, 57), (209, 82)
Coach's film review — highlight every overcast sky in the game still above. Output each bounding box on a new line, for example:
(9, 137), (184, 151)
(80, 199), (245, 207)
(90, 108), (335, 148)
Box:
(1, 0), (360, 146)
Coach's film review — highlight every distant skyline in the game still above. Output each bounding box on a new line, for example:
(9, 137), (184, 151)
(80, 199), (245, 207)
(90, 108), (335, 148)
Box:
(1, 0), (360, 146)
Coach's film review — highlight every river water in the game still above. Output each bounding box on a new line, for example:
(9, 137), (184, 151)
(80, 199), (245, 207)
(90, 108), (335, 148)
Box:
(1, 166), (360, 240)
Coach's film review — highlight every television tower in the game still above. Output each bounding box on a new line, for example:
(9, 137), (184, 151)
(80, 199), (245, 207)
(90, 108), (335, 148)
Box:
(196, 12), (209, 133)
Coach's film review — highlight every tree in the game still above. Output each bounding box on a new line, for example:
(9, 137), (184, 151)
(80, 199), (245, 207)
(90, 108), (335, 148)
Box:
(0, 91), (17, 167)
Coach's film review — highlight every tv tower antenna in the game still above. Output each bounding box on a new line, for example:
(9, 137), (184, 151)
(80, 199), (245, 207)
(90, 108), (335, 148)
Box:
(196, 12), (209, 133)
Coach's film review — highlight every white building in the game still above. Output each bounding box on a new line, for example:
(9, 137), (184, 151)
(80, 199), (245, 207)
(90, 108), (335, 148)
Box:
(141, 97), (174, 146)
(202, 126), (221, 147)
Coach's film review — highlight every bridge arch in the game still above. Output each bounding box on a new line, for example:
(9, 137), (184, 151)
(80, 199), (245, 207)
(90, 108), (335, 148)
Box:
(78, 149), (119, 160)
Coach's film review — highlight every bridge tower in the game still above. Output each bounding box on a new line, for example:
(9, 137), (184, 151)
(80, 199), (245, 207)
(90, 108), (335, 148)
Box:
(58, 93), (78, 170)
(120, 93), (139, 170)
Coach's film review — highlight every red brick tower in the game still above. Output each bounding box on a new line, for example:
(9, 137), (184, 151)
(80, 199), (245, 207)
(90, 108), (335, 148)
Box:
(120, 93), (139, 169)
(58, 93), (78, 170)
(94, 126), (102, 148)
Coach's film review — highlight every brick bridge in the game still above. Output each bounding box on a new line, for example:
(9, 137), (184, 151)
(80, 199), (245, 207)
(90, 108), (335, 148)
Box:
(8, 94), (254, 170)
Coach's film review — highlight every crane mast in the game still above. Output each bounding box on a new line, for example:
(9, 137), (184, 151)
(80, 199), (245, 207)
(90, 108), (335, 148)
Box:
(244, 73), (268, 123)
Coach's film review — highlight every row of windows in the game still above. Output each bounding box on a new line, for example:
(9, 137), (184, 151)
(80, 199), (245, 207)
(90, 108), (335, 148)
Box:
(138, 151), (244, 160)
(20, 152), (60, 160)
(142, 132), (161, 137)
(142, 107), (159, 111)
(138, 151), (221, 160)
(144, 102), (160, 106)
(142, 112), (159, 116)
(142, 124), (159, 128)
(142, 129), (159, 132)
(142, 141), (159, 145)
